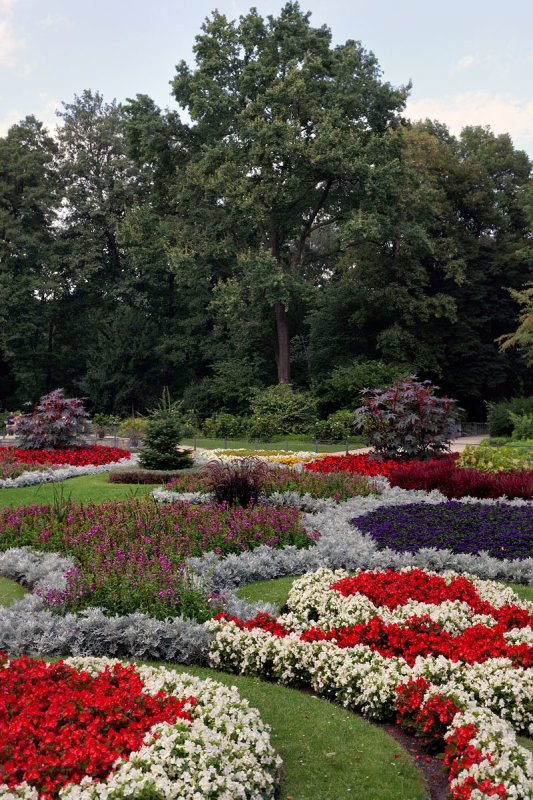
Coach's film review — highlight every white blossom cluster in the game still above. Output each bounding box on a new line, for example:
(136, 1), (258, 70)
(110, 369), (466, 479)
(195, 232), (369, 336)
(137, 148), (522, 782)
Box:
(283, 567), (533, 635)
(0, 455), (138, 489)
(0, 657), (281, 800)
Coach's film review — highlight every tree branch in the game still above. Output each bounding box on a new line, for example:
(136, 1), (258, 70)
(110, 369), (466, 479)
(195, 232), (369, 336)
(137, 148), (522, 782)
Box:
(291, 178), (333, 269)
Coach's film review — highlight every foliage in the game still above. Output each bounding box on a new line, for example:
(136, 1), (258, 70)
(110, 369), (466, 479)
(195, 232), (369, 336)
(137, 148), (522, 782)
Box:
(168, 464), (379, 503)
(16, 389), (90, 450)
(458, 443), (533, 472)
(354, 377), (460, 460)
(201, 458), (271, 508)
(117, 416), (146, 445)
(247, 384), (317, 437)
(312, 410), (359, 440)
(312, 359), (412, 417)
(201, 412), (248, 438)
(388, 456), (533, 499)
(497, 284), (533, 364)
(108, 465), (194, 484)
(486, 396), (533, 436)
(510, 412), (533, 440)
(0, 498), (313, 618)
(138, 415), (189, 471)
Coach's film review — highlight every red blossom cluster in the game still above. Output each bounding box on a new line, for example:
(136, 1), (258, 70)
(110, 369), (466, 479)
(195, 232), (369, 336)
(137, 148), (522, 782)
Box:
(303, 452), (450, 477)
(445, 723), (507, 799)
(0, 445), (130, 467)
(330, 570), (533, 626)
(301, 615), (533, 667)
(0, 653), (194, 799)
(396, 677), (507, 799)
(395, 676), (461, 749)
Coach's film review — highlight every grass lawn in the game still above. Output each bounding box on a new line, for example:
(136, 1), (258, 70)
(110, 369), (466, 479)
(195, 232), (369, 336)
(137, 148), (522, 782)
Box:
(181, 436), (367, 454)
(0, 576), (27, 606)
(0, 473), (161, 509)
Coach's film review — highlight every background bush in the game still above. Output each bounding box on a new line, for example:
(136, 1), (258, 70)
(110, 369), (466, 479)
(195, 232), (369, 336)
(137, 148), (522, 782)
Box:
(486, 396), (533, 436)
(312, 359), (412, 417)
(247, 384), (317, 437)
(313, 410), (359, 440)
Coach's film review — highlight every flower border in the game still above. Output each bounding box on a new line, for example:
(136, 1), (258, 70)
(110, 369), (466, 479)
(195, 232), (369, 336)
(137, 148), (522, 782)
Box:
(0, 656), (281, 800)
(208, 568), (533, 799)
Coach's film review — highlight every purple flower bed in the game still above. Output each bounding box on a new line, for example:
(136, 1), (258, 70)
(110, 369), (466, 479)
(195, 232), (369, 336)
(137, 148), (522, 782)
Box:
(350, 502), (533, 560)
(0, 499), (319, 619)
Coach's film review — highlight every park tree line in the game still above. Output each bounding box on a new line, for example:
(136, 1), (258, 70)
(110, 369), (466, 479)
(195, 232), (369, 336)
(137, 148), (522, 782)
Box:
(1, 2), (533, 422)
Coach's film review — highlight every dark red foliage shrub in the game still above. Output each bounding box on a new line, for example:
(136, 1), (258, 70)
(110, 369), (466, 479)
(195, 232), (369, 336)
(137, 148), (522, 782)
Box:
(388, 456), (533, 499)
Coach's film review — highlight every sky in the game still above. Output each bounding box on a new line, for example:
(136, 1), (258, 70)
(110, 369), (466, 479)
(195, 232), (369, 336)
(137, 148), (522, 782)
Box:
(1, 0), (533, 157)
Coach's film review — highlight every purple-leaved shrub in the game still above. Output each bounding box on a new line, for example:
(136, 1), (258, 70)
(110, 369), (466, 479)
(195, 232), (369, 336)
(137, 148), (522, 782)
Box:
(16, 389), (90, 450)
(354, 376), (460, 461)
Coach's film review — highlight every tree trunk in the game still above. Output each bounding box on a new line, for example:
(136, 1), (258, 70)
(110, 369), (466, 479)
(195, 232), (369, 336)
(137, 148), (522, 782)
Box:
(275, 301), (291, 383)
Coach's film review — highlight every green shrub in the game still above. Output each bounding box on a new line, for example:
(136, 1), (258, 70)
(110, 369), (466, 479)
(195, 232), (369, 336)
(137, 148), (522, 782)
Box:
(510, 412), (533, 440)
(458, 442), (533, 473)
(247, 384), (317, 437)
(108, 465), (195, 484)
(313, 359), (411, 416)
(313, 410), (358, 440)
(117, 416), (147, 443)
(201, 412), (248, 438)
(486, 397), (533, 437)
(138, 416), (190, 470)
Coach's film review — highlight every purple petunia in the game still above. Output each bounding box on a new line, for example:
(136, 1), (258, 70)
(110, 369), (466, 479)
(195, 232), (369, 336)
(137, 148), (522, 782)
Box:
(350, 502), (533, 560)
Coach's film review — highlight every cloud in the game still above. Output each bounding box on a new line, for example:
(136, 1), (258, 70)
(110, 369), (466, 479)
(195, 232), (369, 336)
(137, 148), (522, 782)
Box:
(37, 13), (69, 32)
(0, 107), (22, 135)
(404, 92), (533, 155)
(0, 0), (24, 67)
(453, 54), (476, 72)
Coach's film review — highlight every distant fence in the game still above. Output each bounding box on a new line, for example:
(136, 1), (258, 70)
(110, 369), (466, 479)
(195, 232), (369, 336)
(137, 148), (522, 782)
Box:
(457, 422), (489, 436)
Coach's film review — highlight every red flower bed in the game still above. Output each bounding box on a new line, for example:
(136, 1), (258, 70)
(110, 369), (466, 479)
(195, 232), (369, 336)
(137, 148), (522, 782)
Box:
(215, 570), (533, 668)
(0, 653), (194, 799)
(330, 570), (533, 626)
(0, 445), (130, 467)
(303, 452), (449, 477)
(388, 457), (533, 499)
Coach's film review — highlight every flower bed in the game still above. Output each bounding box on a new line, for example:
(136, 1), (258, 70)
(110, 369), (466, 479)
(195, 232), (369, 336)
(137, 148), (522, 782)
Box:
(304, 452), (426, 477)
(166, 465), (379, 503)
(0, 445), (130, 467)
(0, 446), (133, 490)
(0, 654), (281, 800)
(0, 499), (317, 620)
(208, 567), (533, 799)
(211, 448), (329, 465)
(388, 457), (533, 499)
(350, 502), (533, 560)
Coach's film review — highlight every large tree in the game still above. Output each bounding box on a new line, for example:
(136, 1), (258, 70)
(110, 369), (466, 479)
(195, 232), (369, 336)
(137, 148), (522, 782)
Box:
(128, 2), (409, 384)
(0, 117), (60, 401)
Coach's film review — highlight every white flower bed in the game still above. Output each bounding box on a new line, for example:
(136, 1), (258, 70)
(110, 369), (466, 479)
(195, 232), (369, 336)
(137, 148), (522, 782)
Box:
(0, 656), (281, 800)
(0, 455), (138, 489)
(208, 567), (533, 798)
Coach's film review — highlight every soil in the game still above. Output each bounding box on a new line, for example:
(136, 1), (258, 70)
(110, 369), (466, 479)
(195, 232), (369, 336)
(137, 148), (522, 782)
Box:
(374, 719), (449, 800)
